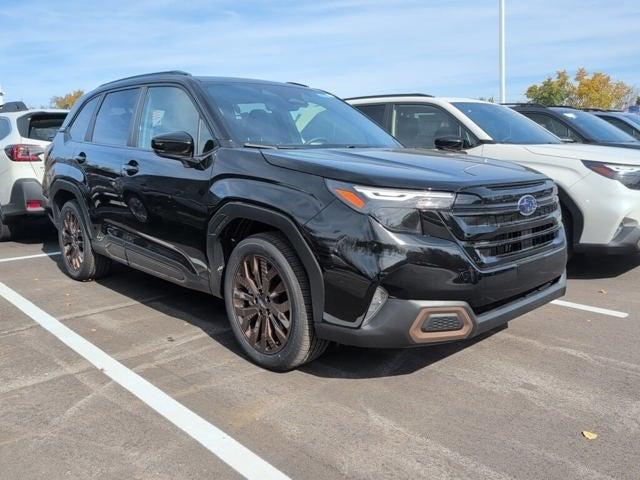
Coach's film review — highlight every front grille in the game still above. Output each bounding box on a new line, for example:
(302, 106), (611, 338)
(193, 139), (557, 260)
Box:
(442, 180), (564, 267)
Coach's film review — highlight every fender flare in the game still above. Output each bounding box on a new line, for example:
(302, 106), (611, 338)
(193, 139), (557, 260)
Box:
(557, 185), (584, 246)
(207, 202), (325, 325)
(48, 179), (94, 238)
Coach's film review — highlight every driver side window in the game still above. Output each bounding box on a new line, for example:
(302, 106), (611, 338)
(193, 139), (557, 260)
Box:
(392, 104), (474, 148)
(138, 86), (200, 151)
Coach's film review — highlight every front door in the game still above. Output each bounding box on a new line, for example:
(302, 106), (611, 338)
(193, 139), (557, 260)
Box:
(119, 85), (215, 286)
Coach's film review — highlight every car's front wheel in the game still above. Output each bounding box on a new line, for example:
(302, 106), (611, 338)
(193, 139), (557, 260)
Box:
(224, 232), (328, 371)
(58, 200), (111, 281)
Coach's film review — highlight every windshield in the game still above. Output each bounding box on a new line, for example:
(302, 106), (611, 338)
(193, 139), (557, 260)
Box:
(202, 82), (399, 148)
(552, 108), (638, 143)
(452, 102), (561, 144)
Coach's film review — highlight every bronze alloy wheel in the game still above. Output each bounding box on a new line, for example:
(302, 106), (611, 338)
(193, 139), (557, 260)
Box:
(61, 209), (85, 271)
(232, 254), (292, 354)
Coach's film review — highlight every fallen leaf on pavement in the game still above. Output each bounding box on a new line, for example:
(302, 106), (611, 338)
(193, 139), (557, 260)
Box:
(582, 431), (598, 440)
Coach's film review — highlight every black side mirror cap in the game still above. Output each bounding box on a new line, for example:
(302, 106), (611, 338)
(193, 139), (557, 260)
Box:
(151, 131), (194, 159)
(434, 135), (465, 151)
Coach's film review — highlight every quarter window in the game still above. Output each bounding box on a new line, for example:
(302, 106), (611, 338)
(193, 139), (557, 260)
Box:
(392, 104), (473, 148)
(69, 97), (99, 141)
(92, 89), (140, 146)
(137, 87), (200, 151)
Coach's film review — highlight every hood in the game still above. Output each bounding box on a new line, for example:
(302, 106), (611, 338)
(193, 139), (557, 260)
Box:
(523, 143), (640, 165)
(262, 148), (546, 191)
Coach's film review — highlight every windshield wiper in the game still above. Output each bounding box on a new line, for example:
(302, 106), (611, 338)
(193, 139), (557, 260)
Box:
(243, 142), (278, 150)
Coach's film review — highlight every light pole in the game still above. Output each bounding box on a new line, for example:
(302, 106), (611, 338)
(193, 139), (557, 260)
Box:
(499, 0), (506, 103)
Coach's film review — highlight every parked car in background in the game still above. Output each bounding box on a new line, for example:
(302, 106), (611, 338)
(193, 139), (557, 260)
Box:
(0, 101), (67, 240)
(347, 95), (640, 255)
(508, 103), (640, 150)
(585, 109), (640, 141)
(43, 72), (567, 370)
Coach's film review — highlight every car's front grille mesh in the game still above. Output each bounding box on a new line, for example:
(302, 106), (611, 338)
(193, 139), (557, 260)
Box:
(442, 180), (563, 267)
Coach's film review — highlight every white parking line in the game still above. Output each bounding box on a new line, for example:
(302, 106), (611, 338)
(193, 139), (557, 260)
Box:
(0, 282), (290, 480)
(0, 252), (61, 263)
(551, 299), (629, 318)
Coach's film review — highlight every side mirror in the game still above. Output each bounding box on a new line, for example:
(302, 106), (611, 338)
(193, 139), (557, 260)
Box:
(434, 135), (465, 151)
(151, 131), (194, 159)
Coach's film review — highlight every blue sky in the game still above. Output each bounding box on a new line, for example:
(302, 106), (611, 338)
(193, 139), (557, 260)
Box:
(1, 0), (639, 107)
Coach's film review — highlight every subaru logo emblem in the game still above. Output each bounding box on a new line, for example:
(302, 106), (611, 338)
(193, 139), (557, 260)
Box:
(518, 195), (537, 216)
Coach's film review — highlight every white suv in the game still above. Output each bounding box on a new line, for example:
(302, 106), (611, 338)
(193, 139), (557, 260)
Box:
(0, 101), (67, 240)
(347, 95), (640, 255)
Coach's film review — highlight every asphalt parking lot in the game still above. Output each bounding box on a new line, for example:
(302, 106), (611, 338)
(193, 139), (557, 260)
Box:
(1, 222), (639, 480)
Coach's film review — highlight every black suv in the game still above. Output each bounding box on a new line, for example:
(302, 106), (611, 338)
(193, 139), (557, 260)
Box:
(43, 72), (567, 370)
(509, 103), (640, 149)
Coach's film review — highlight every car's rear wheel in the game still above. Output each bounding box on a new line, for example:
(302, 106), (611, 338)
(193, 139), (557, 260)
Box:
(58, 200), (111, 281)
(224, 232), (328, 371)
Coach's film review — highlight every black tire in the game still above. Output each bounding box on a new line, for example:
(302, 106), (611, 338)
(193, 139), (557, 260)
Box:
(0, 216), (13, 242)
(58, 200), (111, 281)
(224, 232), (328, 371)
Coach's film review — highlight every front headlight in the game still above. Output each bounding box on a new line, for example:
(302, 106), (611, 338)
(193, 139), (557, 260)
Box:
(326, 179), (455, 233)
(582, 161), (640, 190)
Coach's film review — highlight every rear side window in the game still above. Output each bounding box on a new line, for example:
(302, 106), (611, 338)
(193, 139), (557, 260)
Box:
(356, 104), (386, 127)
(92, 89), (140, 146)
(69, 97), (99, 141)
(0, 117), (10, 140)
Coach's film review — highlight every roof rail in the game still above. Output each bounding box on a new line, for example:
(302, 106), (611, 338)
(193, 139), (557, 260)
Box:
(286, 81), (309, 87)
(0, 101), (28, 112)
(501, 102), (547, 108)
(99, 70), (191, 87)
(582, 107), (621, 112)
(344, 93), (433, 101)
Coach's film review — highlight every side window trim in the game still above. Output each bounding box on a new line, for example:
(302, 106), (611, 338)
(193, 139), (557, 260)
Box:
(392, 102), (479, 148)
(83, 94), (104, 142)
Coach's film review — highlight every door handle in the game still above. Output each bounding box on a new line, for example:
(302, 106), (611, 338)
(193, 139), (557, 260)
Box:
(74, 152), (86, 164)
(124, 160), (139, 176)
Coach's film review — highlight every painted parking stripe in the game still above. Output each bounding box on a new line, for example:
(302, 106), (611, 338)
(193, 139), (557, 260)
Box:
(0, 252), (61, 263)
(0, 282), (290, 480)
(551, 299), (629, 318)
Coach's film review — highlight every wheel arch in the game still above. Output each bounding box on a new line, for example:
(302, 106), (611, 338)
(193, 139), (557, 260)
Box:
(557, 184), (583, 247)
(207, 202), (325, 325)
(49, 179), (94, 238)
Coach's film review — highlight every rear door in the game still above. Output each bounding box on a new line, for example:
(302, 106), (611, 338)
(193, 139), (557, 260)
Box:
(83, 88), (141, 242)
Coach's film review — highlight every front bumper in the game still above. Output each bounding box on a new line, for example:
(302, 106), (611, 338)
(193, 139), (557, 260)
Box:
(575, 225), (640, 255)
(1, 179), (46, 220)
(316, 273), (566, 348)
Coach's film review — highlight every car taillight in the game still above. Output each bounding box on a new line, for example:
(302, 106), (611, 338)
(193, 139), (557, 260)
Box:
(4, 144), (44, 162)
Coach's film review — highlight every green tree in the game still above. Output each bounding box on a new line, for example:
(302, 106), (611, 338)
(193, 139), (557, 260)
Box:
(525, 69), (634, 109)
(50, 89), (84, 109)
(525, 70), (575, 106)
